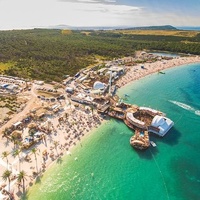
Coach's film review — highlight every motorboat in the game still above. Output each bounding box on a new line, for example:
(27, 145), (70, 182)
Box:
(150, 141), (156, 147)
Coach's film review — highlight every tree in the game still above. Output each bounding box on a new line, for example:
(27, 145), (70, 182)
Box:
(31, 148), (39, 173)
(2, 128), (8, 138)
(10, 134), (18, 148)
(1, 151), (9, 169)
(17, 170), (27, 192)
(1, 170), (12, 192)
(64, 112), (68, 119)
(53, 141), (59, 157)
(91, 106), (94, 114)
(12, 149), (21, 171)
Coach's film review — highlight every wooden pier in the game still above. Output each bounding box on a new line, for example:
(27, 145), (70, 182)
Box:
(96, 96), (168, 150)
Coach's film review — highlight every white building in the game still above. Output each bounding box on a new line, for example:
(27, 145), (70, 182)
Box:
(93, 81), (105, 90)
(150, 115), (174, 137)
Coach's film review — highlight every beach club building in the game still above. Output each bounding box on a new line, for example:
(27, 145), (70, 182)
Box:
(108, 66), (124, 76)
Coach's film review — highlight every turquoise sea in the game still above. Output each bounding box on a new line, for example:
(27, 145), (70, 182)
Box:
(27, 63), (200, 200)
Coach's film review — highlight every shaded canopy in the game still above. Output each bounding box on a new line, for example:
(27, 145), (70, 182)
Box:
(28, 123), (37, 129)
(93, 81), (105, 90)
(151, 115), (165, 126)
(11, 130), (23, 139)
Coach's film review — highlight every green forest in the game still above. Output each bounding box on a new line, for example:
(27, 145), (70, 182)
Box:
(0, 28), (200, 82)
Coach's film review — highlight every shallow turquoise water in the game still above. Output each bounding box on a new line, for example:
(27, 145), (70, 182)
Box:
(27, 63), (200, 200)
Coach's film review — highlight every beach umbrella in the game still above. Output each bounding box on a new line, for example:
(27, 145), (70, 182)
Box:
(11, 130), (22, 139)
(28, 123), (37, 129)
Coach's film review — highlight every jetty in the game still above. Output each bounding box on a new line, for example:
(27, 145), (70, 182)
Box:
(95, 95), (174, 150)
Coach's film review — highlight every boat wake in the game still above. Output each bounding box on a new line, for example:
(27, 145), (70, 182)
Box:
(169, 100), (195, 111)
(170, 100), (200, 116)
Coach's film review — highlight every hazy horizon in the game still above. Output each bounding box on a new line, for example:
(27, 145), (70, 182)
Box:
(0, 0), (199, 30)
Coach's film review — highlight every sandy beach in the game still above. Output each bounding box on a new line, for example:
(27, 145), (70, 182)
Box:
(0, 104), (103, 200)
(117, 55), (200, 87)
(0, 55), (200, 200)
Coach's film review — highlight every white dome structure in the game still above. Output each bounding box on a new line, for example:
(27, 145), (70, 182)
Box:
(150, 115), (174, 137)
(65, 87), (74, 94)
(93, 81), (105, 90)
(151, 115), (166, 126)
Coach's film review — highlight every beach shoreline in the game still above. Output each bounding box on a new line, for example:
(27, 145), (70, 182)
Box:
(26, 55), (200, 200)
(116, 56), (200, 89)
(1, 55), (200, 200)
(0, 105), (105, 200)
(13, 55), (200, 199)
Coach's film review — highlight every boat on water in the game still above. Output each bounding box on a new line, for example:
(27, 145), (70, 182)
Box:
(150, 141), (156, 147)
(195, 110), (200, 116)
(124, 94), (129, 97)
(158, 71), (165, 74)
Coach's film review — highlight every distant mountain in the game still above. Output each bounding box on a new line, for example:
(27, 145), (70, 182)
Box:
(45, 24), (178, 31)
(47, 24), (72, 29)
(123, 25), (178, 31)
(46, 24), (123, 30)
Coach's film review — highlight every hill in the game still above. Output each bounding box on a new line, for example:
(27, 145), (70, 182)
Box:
(0, 28), (200, 82)
(124, 25), (178, 30)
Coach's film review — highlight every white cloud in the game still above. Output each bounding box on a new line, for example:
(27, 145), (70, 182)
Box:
(58, 0), (115, 4)
(0, 0), (199, 30)
(76, 0), (100, 3)
(0, 0), (142, 29)
(105, 0), (116, 2)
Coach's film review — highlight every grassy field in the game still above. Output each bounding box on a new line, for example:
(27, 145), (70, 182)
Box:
(112, 30), (199, 37)
(86, 55), (107, 69)
(0, 62), (15, 71)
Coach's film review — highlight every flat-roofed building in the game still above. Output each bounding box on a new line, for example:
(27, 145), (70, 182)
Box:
(109, 66), (124, 75)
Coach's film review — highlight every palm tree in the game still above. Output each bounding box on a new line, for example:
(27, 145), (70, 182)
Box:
(2, 128), (10, 138)
(53, 141), (59, 157)
(15, 140), (23, 148)
(17, 170), (27, 192)
(1, 151), (10, 169)
(10, 134), (18, 148)
(31, 148), (39, 173)
(91, 106), (94, 115)
(1, 170), (12, 191)
(12, 149), (21, 171)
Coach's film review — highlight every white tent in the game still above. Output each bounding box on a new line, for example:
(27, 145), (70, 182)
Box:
(93, 81), (105, 90)
(151, 115), (174, 137)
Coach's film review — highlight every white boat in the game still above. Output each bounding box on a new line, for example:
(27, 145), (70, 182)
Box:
(195, 110), (200, 116)
(150, 141), (156, 147)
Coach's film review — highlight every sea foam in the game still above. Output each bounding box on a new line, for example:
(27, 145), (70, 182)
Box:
(169, 100), (195, 111)
(170, 100), (200, 117)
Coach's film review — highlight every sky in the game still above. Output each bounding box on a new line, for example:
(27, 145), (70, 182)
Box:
(0, 0), (200, 30)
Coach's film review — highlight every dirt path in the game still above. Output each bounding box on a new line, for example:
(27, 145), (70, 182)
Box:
(0, 84), (37, 134)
